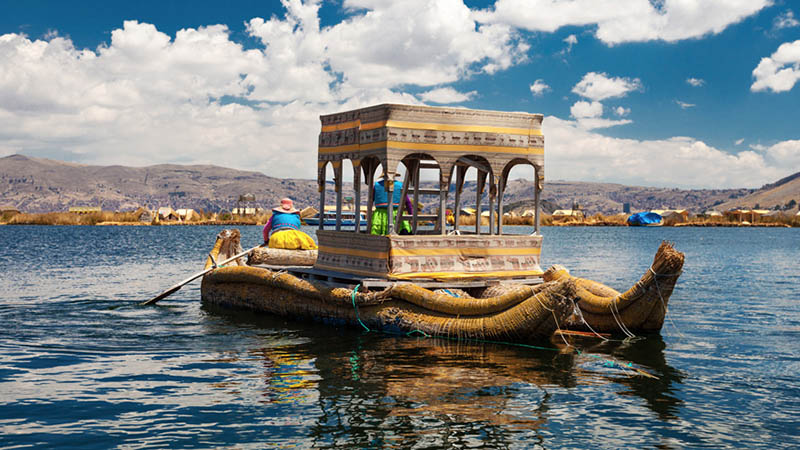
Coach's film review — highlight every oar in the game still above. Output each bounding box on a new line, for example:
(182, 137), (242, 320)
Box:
(141, 246), (259, 306)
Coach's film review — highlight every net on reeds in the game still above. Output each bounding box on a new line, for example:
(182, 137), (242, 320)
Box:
(543, 241), (685, 334)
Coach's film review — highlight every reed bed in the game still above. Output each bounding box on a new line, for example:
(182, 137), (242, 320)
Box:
(5, 211), (143, 225)
(4, 210), (797, 227)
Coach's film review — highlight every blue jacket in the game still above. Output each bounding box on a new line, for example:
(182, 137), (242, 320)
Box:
(271, 211), (301, 232)
(374, 180), (403, 208)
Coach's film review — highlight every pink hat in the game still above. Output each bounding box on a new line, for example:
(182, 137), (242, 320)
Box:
(274, 197), (299, 213)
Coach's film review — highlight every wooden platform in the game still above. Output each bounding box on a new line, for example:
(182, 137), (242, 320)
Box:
(254, 264), (543, 290)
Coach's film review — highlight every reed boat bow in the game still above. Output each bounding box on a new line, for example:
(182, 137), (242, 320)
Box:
(544, 241), (685, 335)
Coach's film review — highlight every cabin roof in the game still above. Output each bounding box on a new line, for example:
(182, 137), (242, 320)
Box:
(317, 103), (544, 186)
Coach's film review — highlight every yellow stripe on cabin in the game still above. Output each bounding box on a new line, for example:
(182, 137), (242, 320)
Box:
(319, 140), (543, 155)
(321, 120), (361, 132)
(318, 245), (389, 259)
(389, 247), (541, 257)
(313, 262), (387, 278)
(360, 120), (541, 136)
(388, 269), (544, 280)
(322, 119), (542, 135)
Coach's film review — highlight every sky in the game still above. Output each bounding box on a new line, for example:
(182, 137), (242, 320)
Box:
(1, 0), (799, 189)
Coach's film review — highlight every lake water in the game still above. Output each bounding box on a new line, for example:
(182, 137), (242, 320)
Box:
(1, 225), (798, 449)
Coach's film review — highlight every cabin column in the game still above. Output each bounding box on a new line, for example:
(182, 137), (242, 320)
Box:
(488, 173), (496, 235)
(534, 166), (541, 234)
(497, 175), (504, 235)
(334, 163), (343, 231)
(318, 167), (326, 231)
(454, 166), (465, 234)
(366, 164), (375, 233)
(439, 175), (447, 235)
(412, 161), (420, 234)
(353, 160), (362, 232)
(475, 171), (485, 235)
(395, 167), (411, 233)
(386, 173), (395, 235)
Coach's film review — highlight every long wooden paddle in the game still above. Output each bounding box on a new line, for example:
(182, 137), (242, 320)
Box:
(141, 246), (259, 306)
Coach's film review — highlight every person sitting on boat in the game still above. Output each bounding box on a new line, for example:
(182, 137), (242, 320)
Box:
(262, 198), (317, 250)
(371, 173), (413, 235)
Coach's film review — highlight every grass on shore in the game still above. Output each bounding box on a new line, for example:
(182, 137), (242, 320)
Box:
(1, 209), (274, 226)
(3, 210), (797, 227)
(456, 213), (798, 227)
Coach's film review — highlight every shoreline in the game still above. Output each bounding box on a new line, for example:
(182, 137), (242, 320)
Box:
(1, 220), (794, 228)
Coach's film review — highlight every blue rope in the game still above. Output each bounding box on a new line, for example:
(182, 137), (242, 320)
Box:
(351, 284), (370, 332)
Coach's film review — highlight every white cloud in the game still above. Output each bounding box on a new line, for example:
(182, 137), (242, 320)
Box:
(735, 138), (745, 145)
(569, 101), (631, 129)
(0, 1), (527, 179)
(570, 100), (603, 118)
(572, 72), (642, 101)
(686, 77), (705, 87)
(762, 139), (800, 169)
(321, 0), (528, 89)
(529, 79), (550, 96)
(562, 34), (578, 53)
(544, 117), (792, 188)
(774, 10), (800, 30)
(0, 0), (793, 190)
(419, 87), (476, 103)
(474, 0), (770, 45)
(751, 39), (800, 92)
(675, 100), (695, 109)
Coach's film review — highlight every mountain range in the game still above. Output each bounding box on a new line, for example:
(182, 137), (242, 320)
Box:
(1, 154), (798, 215)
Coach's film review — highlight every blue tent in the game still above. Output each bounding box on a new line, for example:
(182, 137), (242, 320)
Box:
(627, 212), (662, 226)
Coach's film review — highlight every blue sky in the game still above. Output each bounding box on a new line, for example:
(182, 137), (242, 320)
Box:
(1, 0), (799, 188)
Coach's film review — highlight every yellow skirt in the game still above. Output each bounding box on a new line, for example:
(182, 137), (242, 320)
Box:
(268, 229), (318, 250)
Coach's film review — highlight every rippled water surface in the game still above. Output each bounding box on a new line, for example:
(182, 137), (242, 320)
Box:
(1, 225), (798, 448)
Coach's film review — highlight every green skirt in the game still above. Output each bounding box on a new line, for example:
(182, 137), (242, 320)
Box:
(370, 208), (411, 235)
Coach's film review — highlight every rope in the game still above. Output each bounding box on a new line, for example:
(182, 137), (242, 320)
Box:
(569, 298), (612, 342)
(609, 294), (636, 339)
(351, 284), (370, 332)
(270, 269), (287, 281)
(442, 288), (460, 298)
(649, 267), (686, 339)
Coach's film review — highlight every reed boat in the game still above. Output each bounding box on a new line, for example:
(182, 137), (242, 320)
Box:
(199, 104), (684, 341)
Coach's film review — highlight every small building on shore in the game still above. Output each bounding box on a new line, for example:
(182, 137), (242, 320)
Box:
(176, 208), (197, 221)
(69, 206), (102, 214)
(552, 209), (584, 220)
(1, 206), (20, 217)
(651, 209), (689, 225)
(157, 207), (180, 221)
(725, 209), (770, 223)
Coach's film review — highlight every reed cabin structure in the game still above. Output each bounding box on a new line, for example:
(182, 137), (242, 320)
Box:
(313, 104), (545, 283)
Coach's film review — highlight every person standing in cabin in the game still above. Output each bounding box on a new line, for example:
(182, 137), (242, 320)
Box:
(371, 173), (413, 235)
(263, 198), (318, 250)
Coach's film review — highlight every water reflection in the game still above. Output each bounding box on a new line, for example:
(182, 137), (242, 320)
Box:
(558, 335), (685, 421)
(210, 305), (684, 447)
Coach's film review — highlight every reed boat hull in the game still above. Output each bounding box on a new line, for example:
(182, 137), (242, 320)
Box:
(200, 230), (684, 339)
(201, 265), (576, 341)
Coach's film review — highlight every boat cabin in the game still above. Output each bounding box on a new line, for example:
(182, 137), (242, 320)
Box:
(314, 104), (545, 282)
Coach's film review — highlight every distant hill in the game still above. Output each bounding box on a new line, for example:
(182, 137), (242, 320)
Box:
(0, 154), (320, 213)
(714, 172), (800, 212)
(1, 154), (797, 215)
